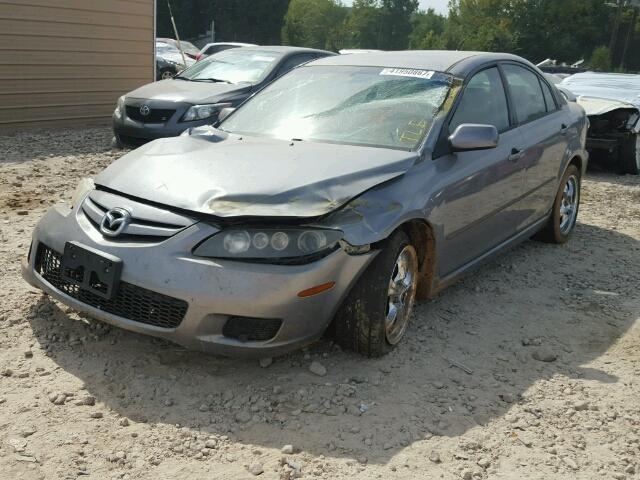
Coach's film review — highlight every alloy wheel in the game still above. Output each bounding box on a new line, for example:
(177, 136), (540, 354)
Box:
(385, 245), (418, 345)
(559, 174), (579, 235)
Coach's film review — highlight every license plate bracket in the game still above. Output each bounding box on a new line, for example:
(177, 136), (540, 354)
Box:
(60, 242), (122, 300)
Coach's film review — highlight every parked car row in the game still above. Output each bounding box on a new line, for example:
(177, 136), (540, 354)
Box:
(116, 45), (334, 147)
(24, 49), (589, 358)
(155, 40), (195, 80)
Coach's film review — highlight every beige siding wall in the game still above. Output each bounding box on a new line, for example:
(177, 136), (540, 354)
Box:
(0, 0), (155, 130)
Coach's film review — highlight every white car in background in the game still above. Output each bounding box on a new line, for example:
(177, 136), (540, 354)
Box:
(196, 42), (256, 61)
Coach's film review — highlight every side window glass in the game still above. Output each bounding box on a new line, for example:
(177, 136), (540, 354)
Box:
(503, 64), (547, 123)
(449, 67), (509, 134)
(540, 80), (557, 112)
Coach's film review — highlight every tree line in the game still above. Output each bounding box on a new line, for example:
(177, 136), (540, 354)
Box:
(157, 0), (638, 72)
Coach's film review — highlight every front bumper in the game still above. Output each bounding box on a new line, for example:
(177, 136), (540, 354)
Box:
(112, 98), (215, 145)
(22, 203), (376, 357)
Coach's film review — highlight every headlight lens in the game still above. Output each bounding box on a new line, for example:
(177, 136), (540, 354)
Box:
(114, 95), (125, 118)
(181, 103), (232, 122)
(194, 228), (343, 260)
(70, 177), (94, 209)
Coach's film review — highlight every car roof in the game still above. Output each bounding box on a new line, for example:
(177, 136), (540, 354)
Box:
(202, 42), (256, 48)
(310, 50), (536, 77)
(237, 45), (335, 56)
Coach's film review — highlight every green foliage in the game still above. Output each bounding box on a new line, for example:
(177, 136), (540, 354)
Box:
(281, 0), (347, 50)
(157, 0), (290, 44)
(408, 9), (446, 49)
(590, 46), (613, 71)
(156, 0), (639, 72)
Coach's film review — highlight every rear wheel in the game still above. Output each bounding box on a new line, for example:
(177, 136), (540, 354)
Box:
(535, 164), (580, 244)
(619, 133), (640, 175)
(332, 231), (418, 357)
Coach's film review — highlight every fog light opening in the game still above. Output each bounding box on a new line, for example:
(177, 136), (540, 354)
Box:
(297, 281), (336, 298)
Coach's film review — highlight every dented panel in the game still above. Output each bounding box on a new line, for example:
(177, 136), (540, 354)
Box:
(95, 133), (419, 218)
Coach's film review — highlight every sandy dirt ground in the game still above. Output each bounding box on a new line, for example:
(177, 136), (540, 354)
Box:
(0, 127), (639, 480)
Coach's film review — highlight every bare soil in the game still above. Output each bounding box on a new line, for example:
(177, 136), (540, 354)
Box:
(1, 128), (639, 480)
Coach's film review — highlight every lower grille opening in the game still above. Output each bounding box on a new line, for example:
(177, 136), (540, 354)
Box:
(222, 316), (282, 342)
(34, 243), (188, 329)
(117, 134), (151, 148)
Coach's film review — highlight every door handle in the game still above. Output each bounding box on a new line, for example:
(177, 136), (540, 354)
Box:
(560, 124), (569, 135)
(508, 148), (524, 162)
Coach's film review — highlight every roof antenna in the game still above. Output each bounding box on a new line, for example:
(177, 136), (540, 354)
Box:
(166, 0), (187, 68)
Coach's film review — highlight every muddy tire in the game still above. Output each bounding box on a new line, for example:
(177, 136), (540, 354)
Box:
(619, 134), (640, 175)
(332, 231), (418, 357)
(535, 164), (580, 244)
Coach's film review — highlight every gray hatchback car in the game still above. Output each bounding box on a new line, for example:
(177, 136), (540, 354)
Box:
(23, 51), (588, 357)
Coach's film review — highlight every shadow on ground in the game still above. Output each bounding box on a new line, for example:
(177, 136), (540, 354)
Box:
(25, 221), (639, 464)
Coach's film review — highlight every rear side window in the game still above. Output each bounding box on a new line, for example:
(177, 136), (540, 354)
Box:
(276, 54), (317, 77)
(502, 64), (547, 123)
(449, 67), (509, 133)
(540, 80), (557, 112)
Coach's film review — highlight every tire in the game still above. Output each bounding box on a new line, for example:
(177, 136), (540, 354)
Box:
(159, 68), (175, 80)
(332, 231), (419, 357)
(535, 164), (581, 244)
(619, 134), (640, 175)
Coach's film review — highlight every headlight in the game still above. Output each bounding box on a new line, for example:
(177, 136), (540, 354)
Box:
(113, 95), (125, 119)
(181, 103), (231, 122)
(70, 178), (94, 209)
(193, 228), (343, 260)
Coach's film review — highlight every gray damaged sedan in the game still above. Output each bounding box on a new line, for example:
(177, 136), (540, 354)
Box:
(23, 51), (588, 357)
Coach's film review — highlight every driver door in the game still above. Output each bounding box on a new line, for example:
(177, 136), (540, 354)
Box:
(432, 66), (526, 276)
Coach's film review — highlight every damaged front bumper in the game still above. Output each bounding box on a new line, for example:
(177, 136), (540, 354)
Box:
(21, 203), (376, 357)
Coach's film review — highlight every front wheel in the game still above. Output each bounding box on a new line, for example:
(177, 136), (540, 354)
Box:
(159, 68), (175, 80)
(535, 164), (581, 244)
(332, 231), (419, 357)
(619, 133), (640, 175)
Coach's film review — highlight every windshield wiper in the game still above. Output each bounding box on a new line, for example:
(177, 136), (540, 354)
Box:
(173, 76), (191, 81)
(190, 78), (232, 84)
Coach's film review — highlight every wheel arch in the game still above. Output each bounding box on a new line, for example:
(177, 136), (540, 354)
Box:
(396, 219), (437, 299)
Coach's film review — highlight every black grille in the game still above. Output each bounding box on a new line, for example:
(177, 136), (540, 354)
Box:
(125, 106), (175, 123)
(223, 316), (282, 342)
(34, 244), (187, 329)
(117, 134), (150, 148)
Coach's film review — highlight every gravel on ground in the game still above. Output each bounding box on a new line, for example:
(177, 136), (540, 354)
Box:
(1, 128), (639, 479)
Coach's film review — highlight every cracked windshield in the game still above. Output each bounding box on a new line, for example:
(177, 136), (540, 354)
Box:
(221, 65), (453, 150)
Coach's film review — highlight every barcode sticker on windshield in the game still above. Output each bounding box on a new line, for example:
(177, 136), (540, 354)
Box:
(380, 68), (434, 79)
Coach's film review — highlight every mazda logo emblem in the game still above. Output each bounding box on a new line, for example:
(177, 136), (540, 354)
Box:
(139, 105), (151, 116)
(100, 208), (131, 237)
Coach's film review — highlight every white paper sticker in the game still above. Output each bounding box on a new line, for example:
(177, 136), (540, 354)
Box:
(380, 68), (434, 79)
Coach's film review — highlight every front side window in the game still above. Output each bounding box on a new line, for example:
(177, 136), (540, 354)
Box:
(503, 64), (547, 124)
(177, 49), (281, 84)
(449, 67), (509, 133)
(221, 65), (454, 150)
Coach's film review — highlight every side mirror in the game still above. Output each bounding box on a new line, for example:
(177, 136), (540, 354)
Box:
(218, 107), (236, 122)
(448, 124), (499, 152)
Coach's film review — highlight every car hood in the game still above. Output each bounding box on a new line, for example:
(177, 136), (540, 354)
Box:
(561, 72), (640, 111)
(576, 96), (636, 116)
(126, 79), (252, 104)
(95, 134), (418, 218)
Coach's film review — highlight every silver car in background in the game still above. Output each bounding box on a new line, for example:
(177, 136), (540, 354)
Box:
(23, 51), (588, 357)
